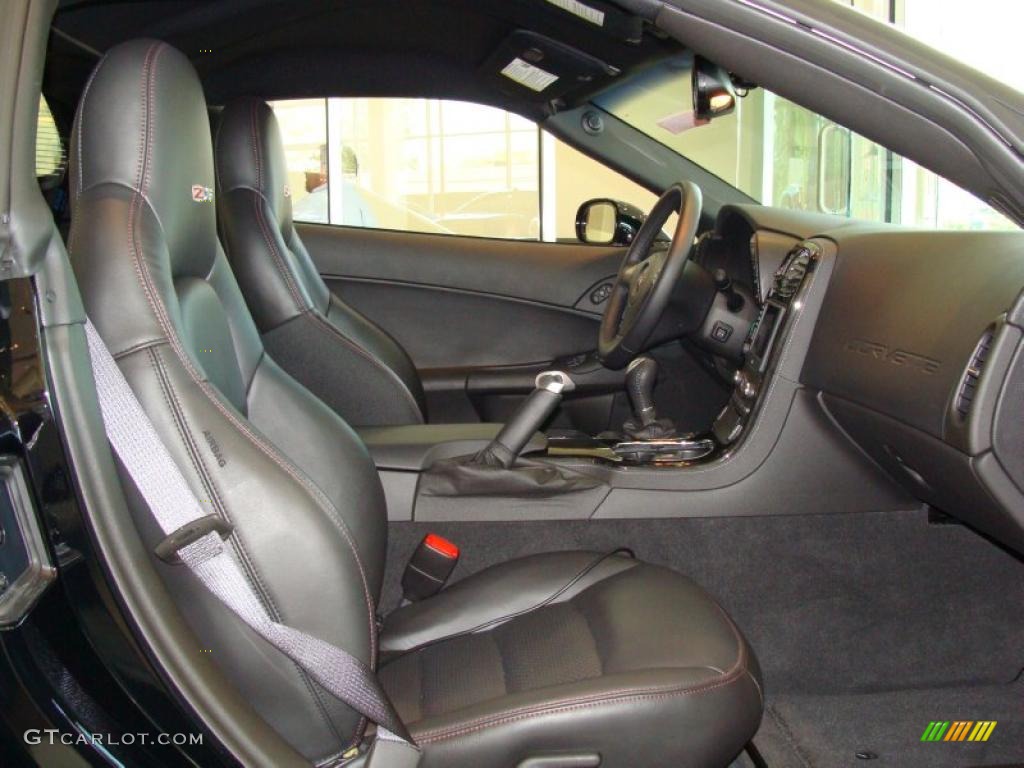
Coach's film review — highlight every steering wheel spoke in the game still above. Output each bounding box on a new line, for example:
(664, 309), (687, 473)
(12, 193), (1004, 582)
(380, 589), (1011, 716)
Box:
(619, 261), (641, 286)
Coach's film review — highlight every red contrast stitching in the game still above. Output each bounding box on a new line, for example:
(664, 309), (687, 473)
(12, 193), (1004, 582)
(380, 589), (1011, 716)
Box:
(414, 611), (753, 744)
(121, 44), (378, 662)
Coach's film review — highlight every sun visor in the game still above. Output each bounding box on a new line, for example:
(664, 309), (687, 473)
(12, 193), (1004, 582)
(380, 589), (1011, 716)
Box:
(482, 30), (621, 105)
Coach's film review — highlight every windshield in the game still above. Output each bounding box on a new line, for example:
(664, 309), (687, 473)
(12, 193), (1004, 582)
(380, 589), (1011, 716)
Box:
(596, 0), (1021, 231)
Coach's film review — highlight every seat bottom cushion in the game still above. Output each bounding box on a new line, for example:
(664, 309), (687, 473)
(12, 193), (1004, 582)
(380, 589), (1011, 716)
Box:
(379, 552), (763, 768)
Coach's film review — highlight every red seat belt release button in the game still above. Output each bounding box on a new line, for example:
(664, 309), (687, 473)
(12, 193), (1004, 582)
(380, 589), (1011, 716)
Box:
(402, 534), (460, 602)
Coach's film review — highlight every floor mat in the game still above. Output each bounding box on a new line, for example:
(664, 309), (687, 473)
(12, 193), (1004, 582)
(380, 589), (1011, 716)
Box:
(755, 681), (1024, 767)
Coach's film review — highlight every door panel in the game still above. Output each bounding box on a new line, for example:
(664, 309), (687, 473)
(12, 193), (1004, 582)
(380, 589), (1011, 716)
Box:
(328, 279), (599, 368)
(298, 223), (623, 370)
(297, 223), (627, 428)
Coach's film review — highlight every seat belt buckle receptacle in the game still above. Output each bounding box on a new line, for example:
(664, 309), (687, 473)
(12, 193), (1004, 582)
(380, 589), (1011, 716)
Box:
(402, 534), (459, 601)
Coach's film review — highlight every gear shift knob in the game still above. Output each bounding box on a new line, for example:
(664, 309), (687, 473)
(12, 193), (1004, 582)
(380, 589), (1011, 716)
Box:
(626, 356), (659, 426)
(623, 356), (676, 439)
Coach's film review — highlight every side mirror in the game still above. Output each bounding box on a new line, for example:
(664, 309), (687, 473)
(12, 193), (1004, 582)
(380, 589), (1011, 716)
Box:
(575, 198), (648, 246)
(692, 56), (738, 122)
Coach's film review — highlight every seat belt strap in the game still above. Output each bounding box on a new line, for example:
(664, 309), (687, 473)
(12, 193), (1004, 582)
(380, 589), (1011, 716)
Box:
(83, 320), (418, 759)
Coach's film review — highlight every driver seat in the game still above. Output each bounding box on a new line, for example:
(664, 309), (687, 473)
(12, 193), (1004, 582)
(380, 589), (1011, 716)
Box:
(69, 40), (763, 767)
(214, 98), (426, 427)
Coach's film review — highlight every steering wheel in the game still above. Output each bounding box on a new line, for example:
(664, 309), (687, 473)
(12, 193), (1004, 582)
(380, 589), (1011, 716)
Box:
(598, 181), (703, 369)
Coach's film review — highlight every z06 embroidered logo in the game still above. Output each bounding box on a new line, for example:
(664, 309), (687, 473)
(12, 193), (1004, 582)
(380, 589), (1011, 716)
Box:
(191, 185), (214, 203)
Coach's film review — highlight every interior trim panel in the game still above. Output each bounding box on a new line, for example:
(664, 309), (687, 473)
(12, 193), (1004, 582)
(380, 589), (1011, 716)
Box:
(297, 222), (625, 308)
(801, 227), (1024, 555)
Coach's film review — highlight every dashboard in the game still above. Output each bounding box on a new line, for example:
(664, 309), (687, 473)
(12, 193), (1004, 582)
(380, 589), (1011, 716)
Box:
(704, 204), (1024, 555)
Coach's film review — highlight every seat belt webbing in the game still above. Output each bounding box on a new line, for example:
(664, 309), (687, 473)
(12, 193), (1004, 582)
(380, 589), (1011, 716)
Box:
(83, 320), (417, 759)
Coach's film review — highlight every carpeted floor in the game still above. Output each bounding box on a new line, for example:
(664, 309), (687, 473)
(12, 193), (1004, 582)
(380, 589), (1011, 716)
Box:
(385, 509), (1024, 694)
(754, 681), (1024, 767)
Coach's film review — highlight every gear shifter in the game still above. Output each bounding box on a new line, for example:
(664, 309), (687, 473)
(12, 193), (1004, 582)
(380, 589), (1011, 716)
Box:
(475, 371), (574, 468)
(623, 356), (677, 440)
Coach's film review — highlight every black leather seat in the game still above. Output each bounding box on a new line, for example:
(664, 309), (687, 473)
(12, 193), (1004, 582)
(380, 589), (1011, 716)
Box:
(215, 97), (426, 427)
(69, 39), (763, 767)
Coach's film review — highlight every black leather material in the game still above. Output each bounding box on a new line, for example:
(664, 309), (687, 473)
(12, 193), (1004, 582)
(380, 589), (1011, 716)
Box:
(380, 553), (764, 767)
(214, 97), (426, 426)
(357, 423), (547, 471)
(69, 40), (386, 763)
(71, 39), (762, 768)
(419, 456), (604, 498)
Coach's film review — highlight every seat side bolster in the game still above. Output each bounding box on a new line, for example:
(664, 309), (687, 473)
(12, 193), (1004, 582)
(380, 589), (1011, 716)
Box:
(219, 186), (323, 330)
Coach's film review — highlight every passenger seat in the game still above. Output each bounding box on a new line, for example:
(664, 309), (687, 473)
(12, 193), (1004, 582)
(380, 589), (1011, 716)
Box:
(69, 39), (763, 767)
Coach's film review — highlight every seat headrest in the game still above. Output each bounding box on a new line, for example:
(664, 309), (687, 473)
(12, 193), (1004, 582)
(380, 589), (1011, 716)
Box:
(70, 39), (218, 278)
(215, 98), (293, 230)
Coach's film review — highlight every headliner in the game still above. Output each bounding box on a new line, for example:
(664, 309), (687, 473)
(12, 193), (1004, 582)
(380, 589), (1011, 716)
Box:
(48, 0), (680, 120)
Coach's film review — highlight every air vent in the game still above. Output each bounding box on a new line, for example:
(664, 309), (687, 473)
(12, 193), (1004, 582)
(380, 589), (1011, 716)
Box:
(955, 327), (995, 418)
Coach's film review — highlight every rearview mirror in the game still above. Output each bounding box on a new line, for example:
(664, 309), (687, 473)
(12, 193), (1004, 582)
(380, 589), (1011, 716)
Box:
(692, 56), (737, 122)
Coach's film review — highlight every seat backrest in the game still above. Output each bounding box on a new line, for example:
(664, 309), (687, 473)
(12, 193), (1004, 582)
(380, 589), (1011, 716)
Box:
(215, 98), (426, 426)
(69, 39), (386, 762)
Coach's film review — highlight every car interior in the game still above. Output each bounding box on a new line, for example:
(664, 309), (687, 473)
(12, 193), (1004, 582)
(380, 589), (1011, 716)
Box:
(2, 0), (1024, 766)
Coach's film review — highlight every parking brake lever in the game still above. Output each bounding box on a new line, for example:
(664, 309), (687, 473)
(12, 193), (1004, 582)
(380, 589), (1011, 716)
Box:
(474, 371), (575, 468)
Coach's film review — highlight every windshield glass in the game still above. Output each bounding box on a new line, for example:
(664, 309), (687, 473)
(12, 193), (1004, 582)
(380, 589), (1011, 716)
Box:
(595, 0), (1020, 231)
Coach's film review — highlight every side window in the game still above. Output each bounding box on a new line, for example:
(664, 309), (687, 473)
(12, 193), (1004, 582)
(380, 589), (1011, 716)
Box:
(539, 133), (660, 242)
(270, 97), (658, 242)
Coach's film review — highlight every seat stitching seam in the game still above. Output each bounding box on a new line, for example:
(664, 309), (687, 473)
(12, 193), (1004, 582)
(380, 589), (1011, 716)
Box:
(253, 190), (306, 311)
(120, 39), (377, 712)
(224, 141), (422, 421)
(250, 99), (262, 194)
(74, 56), (104, 199)
(246, 105), (320, 323)
(128, 210), (379, 663)
(147, 347), (225, 515)
(150, 348), (274, 608)
(225, 178), (422, 420)
(248, 183), (423, 421)
(112, 337), (165, 359)
(108, 41), (362, 750)
(149, 346), (345, 746)
(416, 664), (751, 744)
(414, 608), (750, 743)
(125, 192), (377, 661)
(300, 309), (423, 420)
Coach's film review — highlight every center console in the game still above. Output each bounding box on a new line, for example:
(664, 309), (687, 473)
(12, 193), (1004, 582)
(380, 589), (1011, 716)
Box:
(364, 239), (828, 521)
(543, 241), (821, 466)
(711, 241), (819, 448)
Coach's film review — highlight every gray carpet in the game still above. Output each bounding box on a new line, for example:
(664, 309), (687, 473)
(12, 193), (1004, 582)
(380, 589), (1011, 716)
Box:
(384, 509), (1024, 695)
(755, 681), (1024, 767)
